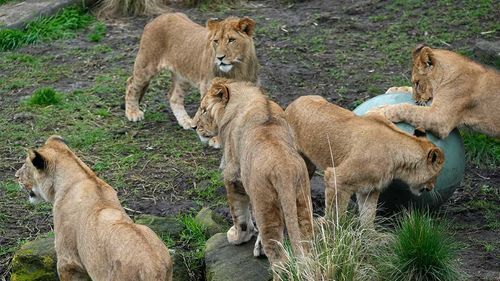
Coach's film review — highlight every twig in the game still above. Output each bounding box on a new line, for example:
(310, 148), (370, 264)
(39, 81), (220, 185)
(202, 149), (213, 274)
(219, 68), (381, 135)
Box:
(123, 206), (142, 214)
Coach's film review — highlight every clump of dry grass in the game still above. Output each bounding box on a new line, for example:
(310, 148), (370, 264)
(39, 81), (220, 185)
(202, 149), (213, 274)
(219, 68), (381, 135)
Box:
(93, 0), (171, 18)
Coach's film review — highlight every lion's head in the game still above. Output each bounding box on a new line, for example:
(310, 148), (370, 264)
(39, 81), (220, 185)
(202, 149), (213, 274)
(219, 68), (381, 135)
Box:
(192, 78), (231, 143)
(15, 136), (68, 203)
(411, 44), (437, 106)
(206, 17), (257, 74)
(407, 140), (445, 196)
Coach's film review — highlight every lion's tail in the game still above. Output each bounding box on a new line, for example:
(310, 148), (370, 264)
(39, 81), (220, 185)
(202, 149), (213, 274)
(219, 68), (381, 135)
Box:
(275, 163), (313, 257)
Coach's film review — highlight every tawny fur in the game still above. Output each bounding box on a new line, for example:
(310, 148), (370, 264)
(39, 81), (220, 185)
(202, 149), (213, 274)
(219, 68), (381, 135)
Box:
(15, 136), (172, 281)
(125, 13), (259, 131)
(376, 45), (500, 139)
(192, 79), (313, 264)
(284, 96), (445, 227)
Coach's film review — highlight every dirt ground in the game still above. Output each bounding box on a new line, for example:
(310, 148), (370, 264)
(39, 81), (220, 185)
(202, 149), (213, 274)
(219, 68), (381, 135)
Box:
(0, 0), (499, 280)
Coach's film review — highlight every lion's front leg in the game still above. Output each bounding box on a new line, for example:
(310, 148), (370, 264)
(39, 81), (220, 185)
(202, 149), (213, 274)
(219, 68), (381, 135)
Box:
(225, 180), (256, 245)
(373, 103), (457, 138)
(169, 74), (193, 130)
(57, 258), (88, 281)
(356, 190), (380, 229)
(385, 86), (413, 94)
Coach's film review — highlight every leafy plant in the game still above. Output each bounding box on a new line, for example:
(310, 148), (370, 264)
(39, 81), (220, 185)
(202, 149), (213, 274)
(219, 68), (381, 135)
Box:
(26, 87), (62, 106)
(377, 210), (460, 281)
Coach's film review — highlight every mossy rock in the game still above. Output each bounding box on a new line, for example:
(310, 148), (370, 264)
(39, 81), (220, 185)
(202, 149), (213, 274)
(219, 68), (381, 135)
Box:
(205, 233), (271, 281)
(10, 237), (58, 281)
(134, 214), (184, 239)
(195, 207), (226, 236)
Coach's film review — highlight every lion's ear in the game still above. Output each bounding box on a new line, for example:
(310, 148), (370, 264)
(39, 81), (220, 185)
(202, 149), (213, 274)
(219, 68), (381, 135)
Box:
(414, 45), (434, 72)
(427, 147), (444, 167)
(29, 149), (47, 170)
(212, 82), (230, 104)
(206, 18), (220, 31)
(238, 17), (255, 36)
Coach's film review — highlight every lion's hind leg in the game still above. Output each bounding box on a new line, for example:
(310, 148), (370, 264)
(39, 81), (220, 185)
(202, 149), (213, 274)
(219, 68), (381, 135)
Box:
(125, 50), (160, 122)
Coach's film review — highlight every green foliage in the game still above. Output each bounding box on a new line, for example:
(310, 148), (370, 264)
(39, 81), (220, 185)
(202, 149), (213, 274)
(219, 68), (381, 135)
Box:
(26, 87), (62, 106)
(377, 210), (460, 281)
(461, 130), (500, 166)
(0, 0), (19, 5)
(0, 6), (93, 51)
(88, 22), (107, 42)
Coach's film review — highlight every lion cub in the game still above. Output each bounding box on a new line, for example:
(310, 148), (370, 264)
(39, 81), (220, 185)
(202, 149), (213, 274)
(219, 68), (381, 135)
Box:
(376, 45), (500, 139)
(15, 136), (172, 281)
(125, 13), (259, 131)
(285, 96), (445, 227)
(192, 78), (313, 264)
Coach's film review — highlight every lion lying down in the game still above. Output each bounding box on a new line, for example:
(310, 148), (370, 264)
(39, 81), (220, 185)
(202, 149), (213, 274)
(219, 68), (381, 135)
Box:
(376, 45), (500, 139)
(285, 96), (445, 227)
(192, 78), (313, 264)
(125, 12), (259, 133)
(15, 136), (172, 281)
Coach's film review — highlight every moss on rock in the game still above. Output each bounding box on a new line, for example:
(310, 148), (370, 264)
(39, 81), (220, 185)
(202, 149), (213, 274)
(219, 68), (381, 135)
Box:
(10, 237), (58, 281)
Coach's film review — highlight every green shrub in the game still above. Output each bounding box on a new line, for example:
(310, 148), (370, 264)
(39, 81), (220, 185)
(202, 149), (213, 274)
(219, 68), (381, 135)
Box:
(462, 130), (500, 166)
(377, 210), (460, 281)
(27, 87), (62, 106)
(0, 7), (93, 51)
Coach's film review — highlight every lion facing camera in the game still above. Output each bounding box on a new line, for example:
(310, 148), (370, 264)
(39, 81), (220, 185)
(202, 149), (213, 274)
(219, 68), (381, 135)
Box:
(15, 136), (172, 281)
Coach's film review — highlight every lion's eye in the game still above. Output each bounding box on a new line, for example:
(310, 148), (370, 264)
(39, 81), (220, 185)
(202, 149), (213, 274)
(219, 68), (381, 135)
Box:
(228, 38), (236, 43)
(414, 81), (420, 90)
(213, 39), (219, 44)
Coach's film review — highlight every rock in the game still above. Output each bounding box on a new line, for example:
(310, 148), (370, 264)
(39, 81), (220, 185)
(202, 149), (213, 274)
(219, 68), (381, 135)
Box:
(134, 214), (183, 239)
(12, 112), (34, 122)
(0, 0), (85, 30)
(195, 207), (226, 236)
(10, 237), (58, 281)
(474, 40), (500, 68)
(205, 233), (271, 281)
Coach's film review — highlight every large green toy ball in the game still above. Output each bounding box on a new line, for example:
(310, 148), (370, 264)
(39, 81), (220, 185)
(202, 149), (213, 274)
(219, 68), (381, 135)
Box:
(353, 93), (465, 209)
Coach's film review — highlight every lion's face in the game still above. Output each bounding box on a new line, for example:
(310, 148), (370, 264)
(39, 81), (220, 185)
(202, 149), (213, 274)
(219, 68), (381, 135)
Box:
(192, 79), (230, 142)
(207, 17), (256, 73)
(407, 146), (444, 196)
(15, 149), (54, 204)
(411, 45), (437, 106)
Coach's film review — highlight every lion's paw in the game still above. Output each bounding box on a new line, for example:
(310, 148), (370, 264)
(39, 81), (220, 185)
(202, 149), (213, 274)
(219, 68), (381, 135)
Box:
(385, 86), (412, 94)
(227, 225), (255, 245)
(209, 136), (221, 149)
(177, 117), (193, 130)
(253, 234), (265, 257)
(126, 108), (145, 122)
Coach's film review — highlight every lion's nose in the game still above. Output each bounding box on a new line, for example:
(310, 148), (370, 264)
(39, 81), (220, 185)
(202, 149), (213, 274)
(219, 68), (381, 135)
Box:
(216, 55), (225, 61)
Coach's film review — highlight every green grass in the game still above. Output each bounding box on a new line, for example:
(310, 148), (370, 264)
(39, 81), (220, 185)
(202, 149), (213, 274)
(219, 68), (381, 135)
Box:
(273, 214), (382, 281)
(0, 6), (93, 51)
(377, 210), (460, 281)
(26, 87), (62, 106)
(178, 214), (210, 279)
(0, 0), (19, 5)
(88, 22), (106, 42)
(461, 131), (500, 166)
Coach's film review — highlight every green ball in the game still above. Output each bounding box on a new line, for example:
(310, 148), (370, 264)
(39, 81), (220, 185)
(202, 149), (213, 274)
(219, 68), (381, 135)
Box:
(353, 93), (465, 209)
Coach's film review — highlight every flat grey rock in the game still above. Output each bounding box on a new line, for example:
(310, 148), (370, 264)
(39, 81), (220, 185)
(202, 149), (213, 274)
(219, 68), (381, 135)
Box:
(205, 233), (271, 281)
(474, 39), (500, 68)
(0, 0), (82, 29)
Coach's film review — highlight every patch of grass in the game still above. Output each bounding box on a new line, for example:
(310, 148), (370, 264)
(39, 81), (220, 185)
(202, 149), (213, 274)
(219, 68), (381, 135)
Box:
(0, 0), (19, 5)
(377, 210), (460, 281)
(178, 214), (210, 279)
(184, 0), (236, 11)
(461, 130), (500, 166)
(273, 214), (382, 280)
(26, 87), (62, 106)
(88, 22), (106, 42)
(0, 6), (93, 51)
(0, 181), (21, 195)
(467, 200), (500, 230)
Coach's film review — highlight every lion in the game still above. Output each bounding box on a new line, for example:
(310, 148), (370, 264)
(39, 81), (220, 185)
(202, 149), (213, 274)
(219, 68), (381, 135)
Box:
(192, 78), (314, 264)
(15, 136), (173, 281)
(125, 13), (259, 132)
(284, 96), (445, 227)
(374, 45), (500, 139)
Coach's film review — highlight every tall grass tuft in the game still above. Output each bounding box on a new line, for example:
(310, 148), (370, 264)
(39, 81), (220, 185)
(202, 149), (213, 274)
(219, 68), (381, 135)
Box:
(461, 130), (500, 166)
(93, 0), (170, 18)
(272, 214), (385, 281)
(0, 7), (93, 51)
(376, 210), (460, 281)
(27, 87), (62, 106)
